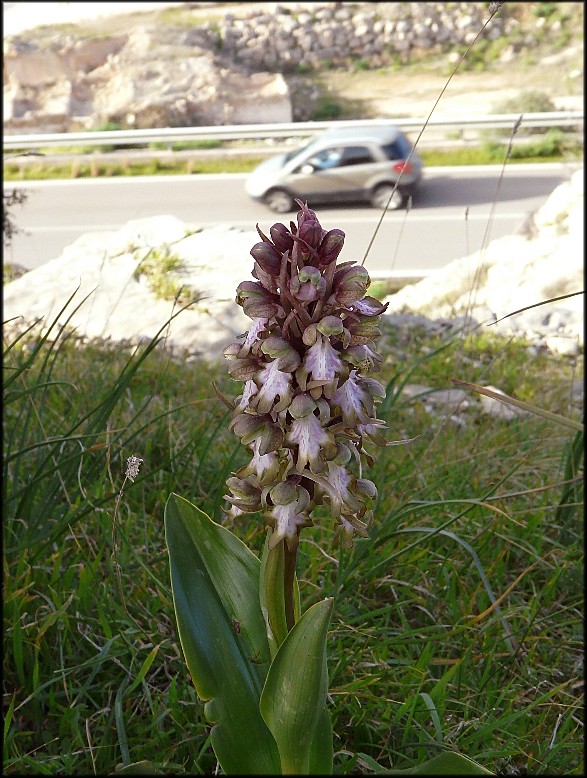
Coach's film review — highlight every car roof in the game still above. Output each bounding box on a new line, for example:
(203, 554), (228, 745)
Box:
(310, 125), (404, 144)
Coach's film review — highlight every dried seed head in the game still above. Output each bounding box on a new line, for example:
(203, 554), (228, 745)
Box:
(125, 455), (143, 482)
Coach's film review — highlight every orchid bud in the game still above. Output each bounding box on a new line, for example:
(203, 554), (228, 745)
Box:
(260, 336), (301, 372)
(332, 265), (370, 307)
(223, 342), (242, 360)
(225, 476), (262, 513)
(341, 344), (383, 373)
(250, 241), (282, 276)
(269, 481), (299, 506)
(296, 200), (320, 229)
(227, 355), (259, 382)
(289, 393), (316, 419)
(236, 281), (281, 319)
(230, 413), (284, 454)
(293, 281), (319, 303)
(345, 317), (381, 346)
(319, 228), (345, 265)
(298, 219), (324, 252)
(356, 478), (378, 501)
(270, 223), (295, 254)
(317, 315), (344, 338)
(298, 266), (322, 285)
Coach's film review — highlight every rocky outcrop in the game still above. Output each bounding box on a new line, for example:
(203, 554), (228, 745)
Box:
(2, 217), (256, 359)
(383, 168), (584, 356)
(3, 24), (292, 133)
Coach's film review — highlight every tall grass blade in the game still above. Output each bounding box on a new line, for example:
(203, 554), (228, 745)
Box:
(451, 379), (584, 432)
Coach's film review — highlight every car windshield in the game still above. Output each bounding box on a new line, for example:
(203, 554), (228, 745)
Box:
(284, 138), (323, 163)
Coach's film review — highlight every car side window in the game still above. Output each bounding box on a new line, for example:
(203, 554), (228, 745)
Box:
(339, 145), (376, 166)
(308, 147), (344, 170)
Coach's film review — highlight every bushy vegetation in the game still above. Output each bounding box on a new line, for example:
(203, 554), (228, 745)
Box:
(3, 189), (28, 247)
(132, 245), (202, 305)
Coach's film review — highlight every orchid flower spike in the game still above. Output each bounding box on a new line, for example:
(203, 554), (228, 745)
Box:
(224, 201), (392, 550)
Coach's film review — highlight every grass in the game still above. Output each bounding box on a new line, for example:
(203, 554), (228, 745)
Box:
(132, 245), (203, 305)
(3, 157), (268, 181)
(3, 293), (583, 775)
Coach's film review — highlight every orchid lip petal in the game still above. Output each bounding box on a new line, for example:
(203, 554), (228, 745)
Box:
(286, 412), (331, 473)
(304, 335), (342, 383)
(251, 360), (293, 415)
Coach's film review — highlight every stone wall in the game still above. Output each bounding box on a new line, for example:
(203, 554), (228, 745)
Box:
(208, 2), (508, 73)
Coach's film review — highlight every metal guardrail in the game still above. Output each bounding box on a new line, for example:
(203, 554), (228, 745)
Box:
(3, 112), (583, 150)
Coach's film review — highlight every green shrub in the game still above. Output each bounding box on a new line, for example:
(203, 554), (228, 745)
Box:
(310, 97), (343, 121)
(351, 58), (370, 72)
(492, 89), (557, 115)
(532, 2), (558, 18)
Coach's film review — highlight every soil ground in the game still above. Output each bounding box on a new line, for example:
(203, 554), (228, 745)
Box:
(318, 55), (583, 119)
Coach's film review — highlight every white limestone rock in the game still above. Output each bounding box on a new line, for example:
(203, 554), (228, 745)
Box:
(3, 216), (257, 362)
(383, 169), (584, 350)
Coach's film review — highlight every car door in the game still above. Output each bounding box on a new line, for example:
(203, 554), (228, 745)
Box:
(327, 144), (380, 202)
(286, 143), (379, 204)
(286, 145), (347, 202)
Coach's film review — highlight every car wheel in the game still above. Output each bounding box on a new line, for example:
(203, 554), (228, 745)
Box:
(370, 184), (404, 210)
(264, 189), (294, 213)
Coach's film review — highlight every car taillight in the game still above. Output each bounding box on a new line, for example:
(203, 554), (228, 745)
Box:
(393, 160), (412, 174)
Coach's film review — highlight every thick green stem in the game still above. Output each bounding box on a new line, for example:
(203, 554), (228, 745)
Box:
(283, 543), (298, 632)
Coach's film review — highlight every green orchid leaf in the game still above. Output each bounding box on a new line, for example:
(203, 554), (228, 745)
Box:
(259, 532), (289, 657)
(309, 706), (334, 775)
(164, 493), (281, 775)
(260, 597), (334, 774)
(259, 531), (301, 658)
(360, 750), (493, 775)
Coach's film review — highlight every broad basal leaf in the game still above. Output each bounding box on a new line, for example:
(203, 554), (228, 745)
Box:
(260, 598), (333, 774)
(165, 494), (280, 775)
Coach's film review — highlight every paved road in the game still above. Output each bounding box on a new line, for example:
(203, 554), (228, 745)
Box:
(4, 163), (580, 277)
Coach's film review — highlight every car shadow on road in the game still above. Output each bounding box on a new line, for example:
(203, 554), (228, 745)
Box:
(295, 172), (569, 213)
(411, 173), (569, 209)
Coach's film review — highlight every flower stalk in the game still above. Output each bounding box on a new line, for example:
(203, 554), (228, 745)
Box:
(283, 542), (297, 631)
(224, 201), (393, 636)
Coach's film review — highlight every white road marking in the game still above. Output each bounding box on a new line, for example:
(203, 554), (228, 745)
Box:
(24, 212), (526, 233)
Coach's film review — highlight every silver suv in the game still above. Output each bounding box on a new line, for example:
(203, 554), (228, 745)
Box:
(245, 125), (423, 213)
